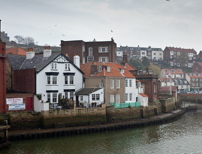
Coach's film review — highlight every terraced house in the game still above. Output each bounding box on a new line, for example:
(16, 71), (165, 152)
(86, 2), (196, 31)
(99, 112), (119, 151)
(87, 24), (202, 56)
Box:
(186, 73), (202, 91)
(80, 62), (147, 106)
(163, 47), (197, 68)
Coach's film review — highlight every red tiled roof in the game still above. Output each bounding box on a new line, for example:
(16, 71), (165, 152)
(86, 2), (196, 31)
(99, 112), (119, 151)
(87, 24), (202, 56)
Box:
(139, 93), (148, 97)
(125, 63), (136, 71)
(167, 47), (196, 54)
(136, 80), (140, 82)
(163, 69), (184, 75)
(80, 62), (135, 78)
(6, 47), (26, 55)
(160, 78), (171, 82)
(187, 73), (202, 78)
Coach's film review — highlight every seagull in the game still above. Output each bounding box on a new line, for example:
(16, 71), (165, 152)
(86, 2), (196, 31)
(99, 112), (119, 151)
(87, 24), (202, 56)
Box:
(111, 30), (113, 32)
(166, 0), (170, 2)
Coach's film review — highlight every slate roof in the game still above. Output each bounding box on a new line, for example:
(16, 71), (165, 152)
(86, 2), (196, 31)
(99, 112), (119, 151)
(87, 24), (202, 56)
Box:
(172, 79), (189, 85)
(7, 52), (84, 74)
(80, 62), (135, 78)
(75, 88), (102, 95)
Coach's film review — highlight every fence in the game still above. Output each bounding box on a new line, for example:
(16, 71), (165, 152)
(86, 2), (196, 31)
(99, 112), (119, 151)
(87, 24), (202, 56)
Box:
(110, 102), (141, 108)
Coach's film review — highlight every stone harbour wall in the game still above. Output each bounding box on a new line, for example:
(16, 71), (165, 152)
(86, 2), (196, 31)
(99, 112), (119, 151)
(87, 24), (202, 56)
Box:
(41, 107), (106, 128)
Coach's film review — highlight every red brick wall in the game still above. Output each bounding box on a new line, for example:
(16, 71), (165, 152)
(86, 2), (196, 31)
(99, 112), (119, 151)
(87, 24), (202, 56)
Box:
(61, 40), (84, 63)
(13, 69), (36, 93)
(0, 40), (6, 113)
(61, 39), (117, 63)
(192, 63), (202, 73)
(163, 47), (170, 62)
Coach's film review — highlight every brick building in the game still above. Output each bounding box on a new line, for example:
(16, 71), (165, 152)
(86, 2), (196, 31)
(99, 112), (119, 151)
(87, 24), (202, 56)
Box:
(186, 73), (202, 91)
(117, 46), (163, 62)
(0, 20), (6, 113)
(61, 38), (117, 64)
(163, 47), (197, 68)
(129, 68), (159, 103)
(192, 62), (202, 73)
(80, 62), (146, 106)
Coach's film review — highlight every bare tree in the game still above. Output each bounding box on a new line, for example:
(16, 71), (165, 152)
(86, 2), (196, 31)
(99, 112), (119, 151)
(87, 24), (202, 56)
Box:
(14, 35), (24, 44)
(24, 37), (35, 45)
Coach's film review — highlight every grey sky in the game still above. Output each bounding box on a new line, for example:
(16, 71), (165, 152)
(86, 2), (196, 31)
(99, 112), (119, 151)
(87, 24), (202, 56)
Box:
(1, 0), (202, 52)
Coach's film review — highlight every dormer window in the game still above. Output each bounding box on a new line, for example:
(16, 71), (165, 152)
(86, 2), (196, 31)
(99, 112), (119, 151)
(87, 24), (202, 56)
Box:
(98, 66), (102, 72)
(120, 69), (124, 74)
(107, 66), (110, 72)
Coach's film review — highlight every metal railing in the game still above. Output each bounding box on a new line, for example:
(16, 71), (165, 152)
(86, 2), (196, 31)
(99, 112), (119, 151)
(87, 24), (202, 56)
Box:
(110, 102), (141, 108)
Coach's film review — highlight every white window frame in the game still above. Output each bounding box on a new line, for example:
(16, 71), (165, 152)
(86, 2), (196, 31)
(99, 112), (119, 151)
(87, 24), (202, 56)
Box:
(70, 75), (74, 85)
(125, 79), (128, 87)
(117, 80), (120, 89)
(64, 76), (68, 85)
(125, 93), (128, 102)
(52, 76), (57, 85)
(52, 93), (57, 103)
(110, 95), (114, 103)
(47, 93), (50, 102)
(99, 47), (108, 53)
(116, 94), (120, 103)
(47, 76), (51, 85)
(110, 80), (114, 89)
(129, 80), (132, 87)
(96, 94), (100, 101)
(92, 94), (96, 101)
(129, 93), (132, 101)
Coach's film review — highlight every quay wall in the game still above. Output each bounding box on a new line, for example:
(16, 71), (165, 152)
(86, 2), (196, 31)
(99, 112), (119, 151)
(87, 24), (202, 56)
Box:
(8, 99), (176, 131)
(8, 109), (186, 141)
(41, 107), (106, 128)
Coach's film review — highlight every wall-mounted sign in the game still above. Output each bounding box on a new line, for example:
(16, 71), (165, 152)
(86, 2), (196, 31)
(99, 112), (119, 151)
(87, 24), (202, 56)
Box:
(9, 104), (25, 111)
(6, 98), (23, 104)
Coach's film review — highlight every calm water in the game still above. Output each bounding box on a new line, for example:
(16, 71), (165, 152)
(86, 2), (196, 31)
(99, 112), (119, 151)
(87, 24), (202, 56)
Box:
(1, 108), (202, 154)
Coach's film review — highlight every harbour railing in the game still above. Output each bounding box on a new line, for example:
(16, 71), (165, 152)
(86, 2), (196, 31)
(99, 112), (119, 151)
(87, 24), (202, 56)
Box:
(110, 102), (141, 108)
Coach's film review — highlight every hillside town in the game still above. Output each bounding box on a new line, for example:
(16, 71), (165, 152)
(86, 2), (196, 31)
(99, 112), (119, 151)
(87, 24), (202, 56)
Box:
(0, 21), (202, 148)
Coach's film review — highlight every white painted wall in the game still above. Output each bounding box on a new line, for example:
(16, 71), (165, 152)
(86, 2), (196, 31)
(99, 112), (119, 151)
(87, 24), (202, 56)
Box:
(36, 54), (83, 104)
(34, 95), (49, 112)
(125, 78), (137, 103)
(78, 89), (104, 107)
(138, 94), (148, 107)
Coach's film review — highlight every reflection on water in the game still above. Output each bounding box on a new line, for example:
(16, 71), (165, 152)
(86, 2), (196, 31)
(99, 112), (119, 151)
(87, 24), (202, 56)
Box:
(2, 109), (202, 154)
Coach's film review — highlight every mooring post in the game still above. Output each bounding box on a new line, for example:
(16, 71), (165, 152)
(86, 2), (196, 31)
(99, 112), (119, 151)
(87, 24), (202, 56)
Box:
(4, 120), (8, 141)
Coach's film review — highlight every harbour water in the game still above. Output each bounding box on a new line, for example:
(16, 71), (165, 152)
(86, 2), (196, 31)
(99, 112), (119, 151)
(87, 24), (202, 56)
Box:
(1, 107), (202, 154)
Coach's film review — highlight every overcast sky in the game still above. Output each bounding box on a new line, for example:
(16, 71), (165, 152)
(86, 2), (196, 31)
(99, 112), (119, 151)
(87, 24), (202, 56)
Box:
(1, 0), (202, 52)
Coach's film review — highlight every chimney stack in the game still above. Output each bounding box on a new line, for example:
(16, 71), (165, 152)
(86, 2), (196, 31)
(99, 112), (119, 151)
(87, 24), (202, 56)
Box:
(73, 55), (80, 68)
(43, 46), (52, 57)
(26, 48), (35, 59)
